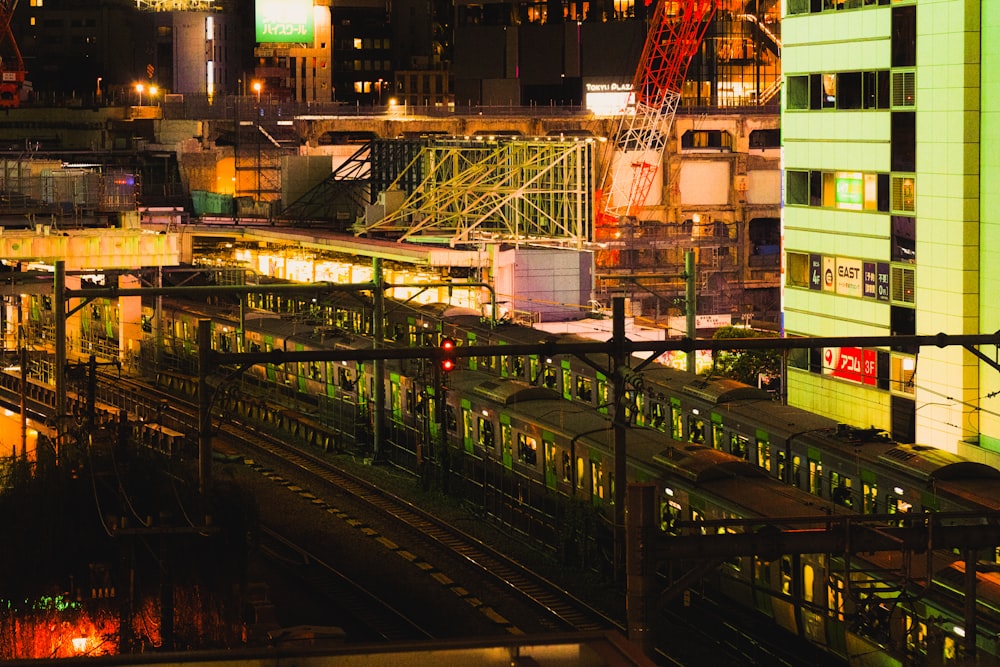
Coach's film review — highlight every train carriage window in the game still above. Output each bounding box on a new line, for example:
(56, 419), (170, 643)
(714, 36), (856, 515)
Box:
(415, 391), (429, 418)
(512, 355), (525, 379)
(576, 455), (586, 490)
(687, 416), (705, 444)
(661, 499), (682, 534)
(477, 416), (495, 450)
(691, 508), (706, 535)
(338, 366), (355, 390)
(623, 390), (635, 424)
(561, 451), (572, 483)
(517, 432), (538, 466)
(792, 455), (802, 488)
(542, 365), (558, 389)
(903, 612), (927, 656)
(562, 366), (572, 400)
(651, 402), (666, 431)
(310, 363), (322, 380)
(529, 357), (540, 385)
(780, 556), (792, 594)
(575, 375), (593, 403)
(500, 354), (510, 377)
(633, 392), (645, 426)
(830, 471), (853, 508)
(445, 405), (457, 432)
(776, 450), (788, 483)
(730, 433), (749, 460)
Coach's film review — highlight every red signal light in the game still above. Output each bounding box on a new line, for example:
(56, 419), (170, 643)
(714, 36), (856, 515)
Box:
(440, 337), (457, 373)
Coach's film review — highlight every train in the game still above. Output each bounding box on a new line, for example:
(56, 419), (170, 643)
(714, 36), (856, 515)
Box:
(135, 292), (1000, 666)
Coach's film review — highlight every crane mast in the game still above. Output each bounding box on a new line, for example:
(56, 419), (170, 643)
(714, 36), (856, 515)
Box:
(600, 0), (716, 224)
(0, 0), (23, 108)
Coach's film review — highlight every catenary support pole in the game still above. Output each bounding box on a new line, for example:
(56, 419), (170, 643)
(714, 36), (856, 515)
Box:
(373, 258), (385, 462)
(198, 319), (212, 495)
(612, 296), (628, 580)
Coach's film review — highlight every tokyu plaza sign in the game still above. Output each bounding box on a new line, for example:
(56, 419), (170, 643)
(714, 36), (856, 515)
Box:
(255, 0), (314, 43)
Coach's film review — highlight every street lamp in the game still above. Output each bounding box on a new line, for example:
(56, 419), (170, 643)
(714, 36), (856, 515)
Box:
(149, 85), (158, 106)
(377, 78), (383, 105)
(252, 80), (262, 103)
(135, 83), (144, 106)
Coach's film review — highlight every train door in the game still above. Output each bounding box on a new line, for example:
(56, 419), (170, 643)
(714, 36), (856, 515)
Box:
(263, 335), (276, 382)
(561, 361), (572, 400)
(543, 433), (557, 490)
(752, 557), (775, 619)
(461, 399), (474, 454)
(590, 451), (605, 507)
(799, 558), (827, 646)
(294, 343), (307, 392)
(390, 373), (402, 421)
(687, 413), (706, 444)
(467, 332), (477, 371)
(825, 571), (849, 658)
(573, 373), (594, 406)
(427, 386), (440, 441)
(755, 429), (771, 473)
(597, 375), (609, 415)
(670, 398), (683, 439)
(861, 469), (878, 513)
(808, 448), (823, 497)
(500, 416), (513, 469)
(710, 414), (724, 449)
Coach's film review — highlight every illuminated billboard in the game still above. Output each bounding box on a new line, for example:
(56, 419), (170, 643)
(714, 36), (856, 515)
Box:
(834, 171), (863, 209)
(256, 0), (314, 43)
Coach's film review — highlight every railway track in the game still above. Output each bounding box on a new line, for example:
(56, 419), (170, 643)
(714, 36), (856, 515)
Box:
(1, 369), (847, 666)
(257, 525), (434, 642)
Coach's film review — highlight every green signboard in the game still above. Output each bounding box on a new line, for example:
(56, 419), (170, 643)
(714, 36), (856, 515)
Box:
(256, 0), (314, 44)
(835, 176), (863, 207)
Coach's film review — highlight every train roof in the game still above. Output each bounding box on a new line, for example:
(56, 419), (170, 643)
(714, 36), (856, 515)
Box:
(653, 444), (767, 483)
(470, 377), (561, 405)
(878, 444), (1000, 482)
(681, 376), (773, 403)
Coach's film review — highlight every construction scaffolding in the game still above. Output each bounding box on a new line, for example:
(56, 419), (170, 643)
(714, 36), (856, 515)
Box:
(355, 136), (595, 248)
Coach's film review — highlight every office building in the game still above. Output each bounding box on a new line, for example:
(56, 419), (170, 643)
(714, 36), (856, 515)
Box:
(782, 1), (1000, 459)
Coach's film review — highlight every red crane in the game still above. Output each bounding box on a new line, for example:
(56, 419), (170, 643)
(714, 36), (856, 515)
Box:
(599, 0), (717, 224)
(0, 0), (24, 108)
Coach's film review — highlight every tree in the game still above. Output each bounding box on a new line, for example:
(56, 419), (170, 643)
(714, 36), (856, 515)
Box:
(707, 326), (781, 391)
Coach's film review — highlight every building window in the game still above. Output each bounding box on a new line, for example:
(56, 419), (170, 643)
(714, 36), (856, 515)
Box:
(891, 6), (917, 68)
(890, 175), (915, 213)
(681, 130), (733, 151)
(891, 70), (915, 107)
(891, 216), (915, 263)
(891, 112), (916, 172)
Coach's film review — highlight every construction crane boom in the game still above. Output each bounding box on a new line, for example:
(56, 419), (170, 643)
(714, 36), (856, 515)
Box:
(600, 0), (716, 224)
(0, 0), (24, 108)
